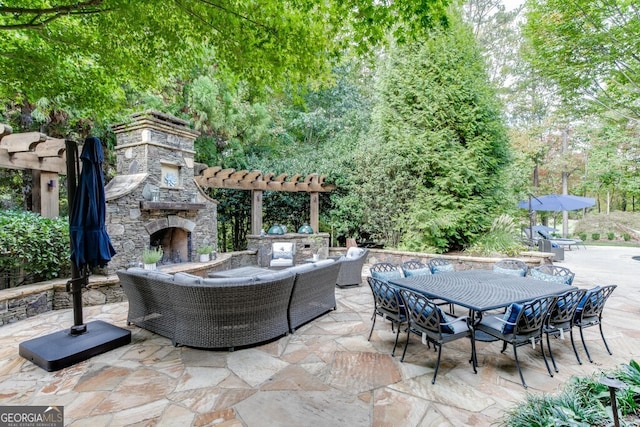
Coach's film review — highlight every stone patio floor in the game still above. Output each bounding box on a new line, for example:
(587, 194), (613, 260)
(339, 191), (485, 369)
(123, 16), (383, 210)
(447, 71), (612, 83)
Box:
(1, 246), (639, 426)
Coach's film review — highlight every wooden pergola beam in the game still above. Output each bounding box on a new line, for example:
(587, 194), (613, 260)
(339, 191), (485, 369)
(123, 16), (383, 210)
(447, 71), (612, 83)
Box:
(195, 166), (336, 235)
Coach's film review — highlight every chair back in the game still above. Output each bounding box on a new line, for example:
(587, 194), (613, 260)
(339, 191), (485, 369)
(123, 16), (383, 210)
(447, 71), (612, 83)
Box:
(530, 265), (575, 285)
(575, 285), (616, 321)
(548, 288), (586, 325)
(428, 258), (455, 274)
(401, 260), (432, 277)
(367, 277), (404, 317)
(493, 259), (528, 277)
(398, 288), (442, 335)
(370, 262), (403, 280)
(514, 296), (556, 334)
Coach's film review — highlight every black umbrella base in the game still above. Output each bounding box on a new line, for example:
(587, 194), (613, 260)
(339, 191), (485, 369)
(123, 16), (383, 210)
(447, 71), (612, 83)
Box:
(19, 320), (131, 372)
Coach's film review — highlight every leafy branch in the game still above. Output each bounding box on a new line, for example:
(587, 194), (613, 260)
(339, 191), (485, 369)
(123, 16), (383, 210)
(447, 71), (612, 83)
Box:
(0, 0), (107, 30)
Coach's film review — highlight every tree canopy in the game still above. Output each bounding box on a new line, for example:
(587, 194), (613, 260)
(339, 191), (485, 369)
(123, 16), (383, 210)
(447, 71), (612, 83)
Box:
(356, 13), (511, 252)
(523, 0), (640, 121)
(1, 0), (450, 124)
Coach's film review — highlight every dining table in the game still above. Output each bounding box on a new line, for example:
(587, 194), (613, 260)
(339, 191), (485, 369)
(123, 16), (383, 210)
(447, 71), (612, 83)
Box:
(388, 269), (575, 341)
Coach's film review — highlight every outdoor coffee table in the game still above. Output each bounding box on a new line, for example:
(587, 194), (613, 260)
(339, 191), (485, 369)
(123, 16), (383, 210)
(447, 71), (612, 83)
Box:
(208, 266), (273, 278)
(389, 269), (575, 341)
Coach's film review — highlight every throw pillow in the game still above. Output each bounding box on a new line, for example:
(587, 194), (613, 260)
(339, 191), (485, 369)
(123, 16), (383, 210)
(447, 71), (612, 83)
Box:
(530, 268), (571, 285)
(501, 303), (523, 334)
(574, 286), (601, 320)
(346, 247), (364, 259)
(371, 269), (403, 281)
(493, 265), (526, 277)
(431, 263), (454, 274)
(402, 267), (432, 277)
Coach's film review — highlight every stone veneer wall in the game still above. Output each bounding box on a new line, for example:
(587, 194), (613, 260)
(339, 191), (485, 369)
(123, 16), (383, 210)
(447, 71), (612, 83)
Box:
(106, 111), (217, 274)
(247, 233), (330, 267)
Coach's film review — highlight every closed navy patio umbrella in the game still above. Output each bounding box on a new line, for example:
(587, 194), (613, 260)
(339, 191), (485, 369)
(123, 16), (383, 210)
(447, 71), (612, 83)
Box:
(19, 137), (130, 372)
(69, 136), (116, 272)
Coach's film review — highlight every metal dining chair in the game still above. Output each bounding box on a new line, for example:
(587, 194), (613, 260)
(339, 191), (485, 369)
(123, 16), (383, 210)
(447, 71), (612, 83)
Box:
(398, 288), (477, 384)
(400, 260), (431, 277)
(366, 277), (407, 356)
(573, 284), (617, 363)
(492, 258), (528, 277)
(369, 262), (403, 281)
(428, 258), (455, 274)
(475, 295), (556, 388)
(402, 260), (455, 313)
(543, 288), (586, 371)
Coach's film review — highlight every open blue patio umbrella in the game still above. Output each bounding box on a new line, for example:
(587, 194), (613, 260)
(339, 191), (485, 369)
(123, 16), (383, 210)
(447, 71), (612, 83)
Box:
(519, 194), (595, 243)
(518, 194), (596, 212)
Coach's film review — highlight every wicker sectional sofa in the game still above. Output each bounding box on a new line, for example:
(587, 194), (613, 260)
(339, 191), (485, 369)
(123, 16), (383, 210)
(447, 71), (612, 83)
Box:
(117, 259), (341, 350)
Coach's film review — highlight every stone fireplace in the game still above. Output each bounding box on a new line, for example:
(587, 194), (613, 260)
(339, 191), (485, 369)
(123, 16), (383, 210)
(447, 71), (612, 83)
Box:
(104, 111), (217, 274)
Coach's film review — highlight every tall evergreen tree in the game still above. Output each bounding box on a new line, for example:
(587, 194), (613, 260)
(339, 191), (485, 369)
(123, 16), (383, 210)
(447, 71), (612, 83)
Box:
(358, 12), (510, 252)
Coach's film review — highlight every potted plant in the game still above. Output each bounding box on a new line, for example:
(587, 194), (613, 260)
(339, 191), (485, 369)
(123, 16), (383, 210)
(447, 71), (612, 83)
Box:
(142, 247), (163, 270)
(197, 245), (213, 262)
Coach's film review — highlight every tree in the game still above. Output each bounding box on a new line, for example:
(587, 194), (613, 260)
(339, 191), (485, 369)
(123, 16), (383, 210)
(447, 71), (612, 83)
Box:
(358, 11), (510, 252)
(1, 0), (452, 126)
(523, 0), (640, 121)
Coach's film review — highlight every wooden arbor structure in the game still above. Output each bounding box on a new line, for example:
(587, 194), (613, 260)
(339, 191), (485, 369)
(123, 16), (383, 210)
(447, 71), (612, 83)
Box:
(0, 124), (67, 218)
(194, 166), (336, 235)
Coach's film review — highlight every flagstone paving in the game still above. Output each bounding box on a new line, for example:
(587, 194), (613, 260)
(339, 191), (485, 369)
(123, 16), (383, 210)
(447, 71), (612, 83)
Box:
(0, 246), (638, 426)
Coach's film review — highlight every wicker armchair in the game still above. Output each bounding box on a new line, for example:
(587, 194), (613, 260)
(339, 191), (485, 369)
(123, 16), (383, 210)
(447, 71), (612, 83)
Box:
(335, 248), (369, 288)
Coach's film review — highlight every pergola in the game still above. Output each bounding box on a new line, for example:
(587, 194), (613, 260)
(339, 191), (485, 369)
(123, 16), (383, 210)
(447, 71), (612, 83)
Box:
(194, 166), (336, 235)
(0, 124), (67, 218)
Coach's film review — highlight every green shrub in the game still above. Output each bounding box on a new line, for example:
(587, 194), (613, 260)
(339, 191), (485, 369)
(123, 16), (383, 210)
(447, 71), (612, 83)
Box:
(623, 233), (631, 241)
(607, 232), (615, 240)
(0, 210), (71, 286)
(501, 360), (640, 426)
(592, 233), (600, 240)
(579, 232), (587, 241)
(464, 215), (526, 257)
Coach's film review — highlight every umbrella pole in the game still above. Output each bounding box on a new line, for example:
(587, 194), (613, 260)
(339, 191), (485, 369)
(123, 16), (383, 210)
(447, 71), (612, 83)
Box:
(65, 140), (87, 335)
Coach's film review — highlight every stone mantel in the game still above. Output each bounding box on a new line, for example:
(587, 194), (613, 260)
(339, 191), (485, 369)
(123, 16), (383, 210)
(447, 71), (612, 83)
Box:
(140, 201), (206, 211)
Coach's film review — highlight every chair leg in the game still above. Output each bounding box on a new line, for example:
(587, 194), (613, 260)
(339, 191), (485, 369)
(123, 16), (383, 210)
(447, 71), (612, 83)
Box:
(432, 344), (443, 384)
(539, 335), (553, 378)
(500, 341), (508, 353)
(470, 333), (478, 372)
(598, 322), (613, 355)
(512, 344), (528, 388)
(391, 322), (401, 356)
(545, 332), (559, 373)
(368, 312), (377, 341)
(569, 328), (583, 365)
(579, 326), (594, 363)
(400, 328), (411, 362)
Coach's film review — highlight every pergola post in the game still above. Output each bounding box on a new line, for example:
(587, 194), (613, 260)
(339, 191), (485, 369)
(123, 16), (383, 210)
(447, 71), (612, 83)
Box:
(310, 192), (319, 233)
(251, 190), (263, 235)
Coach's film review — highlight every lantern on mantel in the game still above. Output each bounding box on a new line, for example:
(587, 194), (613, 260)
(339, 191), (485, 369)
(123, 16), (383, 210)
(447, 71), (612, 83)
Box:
(297, 223), (313, 234)
(267, 224), (285, 235)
